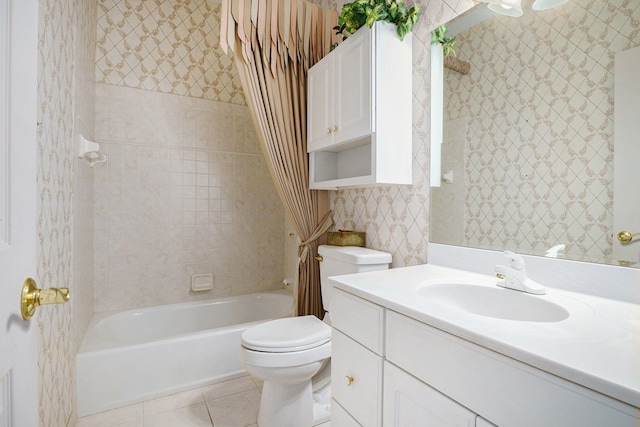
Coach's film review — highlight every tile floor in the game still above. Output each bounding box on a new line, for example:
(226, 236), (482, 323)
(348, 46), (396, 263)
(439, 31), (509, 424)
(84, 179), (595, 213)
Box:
(76, 375), (332, 427)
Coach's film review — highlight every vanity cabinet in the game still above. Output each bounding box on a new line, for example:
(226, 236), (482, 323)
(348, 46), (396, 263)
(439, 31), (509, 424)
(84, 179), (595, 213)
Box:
(307, 21), (412, 189)
(331, 288), (640, 427)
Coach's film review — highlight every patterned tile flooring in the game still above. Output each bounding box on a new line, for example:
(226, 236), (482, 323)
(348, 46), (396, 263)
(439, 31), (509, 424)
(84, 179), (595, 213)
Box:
(76, 375), (331, 427)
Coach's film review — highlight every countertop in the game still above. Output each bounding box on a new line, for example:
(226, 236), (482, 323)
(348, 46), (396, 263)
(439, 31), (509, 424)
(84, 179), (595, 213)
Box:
(329, 263), (640, 409)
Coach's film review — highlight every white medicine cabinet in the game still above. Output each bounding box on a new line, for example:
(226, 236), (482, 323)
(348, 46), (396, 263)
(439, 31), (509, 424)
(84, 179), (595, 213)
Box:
(307, 22), (412, 189)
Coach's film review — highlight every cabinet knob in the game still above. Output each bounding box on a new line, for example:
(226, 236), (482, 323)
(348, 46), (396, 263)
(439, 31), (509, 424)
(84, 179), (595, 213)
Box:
(345, 375), (354, 386)
(332, 125), (339, 132)
(326, 128), (332, 134)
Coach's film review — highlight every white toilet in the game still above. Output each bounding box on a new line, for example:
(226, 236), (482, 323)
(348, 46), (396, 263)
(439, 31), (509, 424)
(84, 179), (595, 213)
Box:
(240, 245), (391, 427)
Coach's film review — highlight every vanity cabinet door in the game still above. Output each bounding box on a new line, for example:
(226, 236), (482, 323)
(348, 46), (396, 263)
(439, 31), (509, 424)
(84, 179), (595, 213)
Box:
(476, 417), (498, 427)
(332, 329), (382, 427)
(332, 399), (362, 427)
(383, 361), (476, 427)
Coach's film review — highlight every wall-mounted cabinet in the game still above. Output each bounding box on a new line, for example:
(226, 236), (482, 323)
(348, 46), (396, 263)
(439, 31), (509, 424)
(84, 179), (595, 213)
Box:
(307, 22), (412, 189)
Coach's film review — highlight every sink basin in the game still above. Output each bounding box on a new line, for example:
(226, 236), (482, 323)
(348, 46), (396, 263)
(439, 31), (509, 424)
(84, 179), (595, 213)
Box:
(417, 283), (570, 322)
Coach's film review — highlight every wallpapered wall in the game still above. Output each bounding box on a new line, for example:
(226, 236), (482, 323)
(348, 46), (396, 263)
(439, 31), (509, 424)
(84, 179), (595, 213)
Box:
(319, 0), (476, 266)
(37, 0), (96, 425)
(93, 0), (284, 312)
(96, 0), (245, 104)
(432, 0), (640, 265)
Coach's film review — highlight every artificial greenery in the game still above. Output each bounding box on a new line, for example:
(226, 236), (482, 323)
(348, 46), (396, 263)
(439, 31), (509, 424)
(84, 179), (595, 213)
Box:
(431, 24), (456, 57)
(333, 0), (421, 41)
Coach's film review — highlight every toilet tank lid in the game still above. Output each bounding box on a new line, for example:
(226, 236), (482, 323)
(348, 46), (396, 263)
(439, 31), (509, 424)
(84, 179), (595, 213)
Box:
(318, 245), (391, 265)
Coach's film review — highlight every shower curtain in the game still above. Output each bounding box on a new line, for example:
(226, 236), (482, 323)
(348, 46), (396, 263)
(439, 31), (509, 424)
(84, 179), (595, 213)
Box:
(220, 0), (337, 318)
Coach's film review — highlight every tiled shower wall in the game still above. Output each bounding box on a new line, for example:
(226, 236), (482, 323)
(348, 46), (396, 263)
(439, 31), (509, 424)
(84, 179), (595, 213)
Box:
(435, 0), (640, 264)
(320, 0), (476, 266)
(94, 0), (284, 312)
(37, 0), (96, 424)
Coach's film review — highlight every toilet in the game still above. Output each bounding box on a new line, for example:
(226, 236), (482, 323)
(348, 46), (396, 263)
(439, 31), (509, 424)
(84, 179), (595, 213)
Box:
(240, 245), (391, 427)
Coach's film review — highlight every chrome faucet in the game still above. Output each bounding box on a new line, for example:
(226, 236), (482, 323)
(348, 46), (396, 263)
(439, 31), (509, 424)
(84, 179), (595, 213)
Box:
(495, 251), (545, 295)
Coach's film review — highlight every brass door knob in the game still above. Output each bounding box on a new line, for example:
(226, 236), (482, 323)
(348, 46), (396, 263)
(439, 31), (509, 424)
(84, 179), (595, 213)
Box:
(617, 230), (640, 243)
(21, 278), (70, 320)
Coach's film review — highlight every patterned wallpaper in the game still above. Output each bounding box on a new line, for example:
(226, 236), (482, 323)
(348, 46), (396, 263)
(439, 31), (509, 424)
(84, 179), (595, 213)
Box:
(434, 0), (640, 264)
(320, 0), (476, 266)
(96, 0), (245, 104)
(37, 0), (96, 425)
(93, 84), (284, 312)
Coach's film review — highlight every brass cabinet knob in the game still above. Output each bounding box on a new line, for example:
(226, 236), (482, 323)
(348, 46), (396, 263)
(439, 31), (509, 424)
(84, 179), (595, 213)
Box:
(315, 255), (323, 262)
(332, 125), (339, 132)
(21, 278), (70, 320)
(617, 230), (640, 243)
(345, 375), (354, 386)
(326, 128), (332, 134)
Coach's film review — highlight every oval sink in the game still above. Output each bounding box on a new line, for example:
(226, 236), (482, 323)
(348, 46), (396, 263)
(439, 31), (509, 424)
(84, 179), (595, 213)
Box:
(417, 283), (569, 322)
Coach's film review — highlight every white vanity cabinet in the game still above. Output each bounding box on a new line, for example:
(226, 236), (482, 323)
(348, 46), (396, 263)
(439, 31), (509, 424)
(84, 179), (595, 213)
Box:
(331, 287), (640, 427)
(307, 21), (412, 189)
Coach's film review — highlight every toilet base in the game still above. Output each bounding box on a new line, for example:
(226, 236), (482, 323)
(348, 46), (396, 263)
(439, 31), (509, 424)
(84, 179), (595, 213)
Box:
(312, 400), (331, 426)
(258, 380), (313, 427)
(257, 380), (331, 427)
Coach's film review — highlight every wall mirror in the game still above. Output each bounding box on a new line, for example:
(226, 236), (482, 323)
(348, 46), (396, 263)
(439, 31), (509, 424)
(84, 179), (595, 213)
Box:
(429, 0), (640, 266)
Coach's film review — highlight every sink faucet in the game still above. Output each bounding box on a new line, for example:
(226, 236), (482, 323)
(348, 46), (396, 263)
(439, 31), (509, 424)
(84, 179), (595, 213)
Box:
(495, 251), (545, 295)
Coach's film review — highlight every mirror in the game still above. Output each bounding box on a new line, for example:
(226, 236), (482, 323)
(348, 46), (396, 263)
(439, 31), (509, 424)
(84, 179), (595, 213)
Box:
(430, 0), (640, 266)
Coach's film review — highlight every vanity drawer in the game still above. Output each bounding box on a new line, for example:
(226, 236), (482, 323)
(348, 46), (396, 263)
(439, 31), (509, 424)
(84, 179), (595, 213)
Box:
(332, 329), (382, 427)
(331, 288), (384, 355)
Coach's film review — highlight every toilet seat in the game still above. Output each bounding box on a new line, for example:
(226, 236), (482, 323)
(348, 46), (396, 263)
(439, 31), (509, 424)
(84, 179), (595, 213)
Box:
(242, 315), (331, 353)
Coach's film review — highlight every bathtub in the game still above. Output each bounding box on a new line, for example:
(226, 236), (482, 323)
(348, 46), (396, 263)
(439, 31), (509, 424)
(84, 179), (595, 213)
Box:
(76, 290), (293, 417)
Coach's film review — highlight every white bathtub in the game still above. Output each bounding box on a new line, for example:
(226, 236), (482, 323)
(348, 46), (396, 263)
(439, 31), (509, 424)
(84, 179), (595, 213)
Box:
(77, 290), (293, 416)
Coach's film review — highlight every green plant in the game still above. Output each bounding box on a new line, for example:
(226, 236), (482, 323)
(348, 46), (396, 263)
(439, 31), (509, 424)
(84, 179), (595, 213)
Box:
(431, 24), (456, 57)
(334, 0), (421, 41)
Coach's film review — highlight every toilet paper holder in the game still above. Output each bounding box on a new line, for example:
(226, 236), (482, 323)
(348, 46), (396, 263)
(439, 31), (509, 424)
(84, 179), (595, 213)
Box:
(77, 134), (107, 167)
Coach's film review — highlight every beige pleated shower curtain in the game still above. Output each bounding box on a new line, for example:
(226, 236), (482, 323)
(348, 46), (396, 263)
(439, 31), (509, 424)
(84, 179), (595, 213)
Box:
(220, 0), (337, 318)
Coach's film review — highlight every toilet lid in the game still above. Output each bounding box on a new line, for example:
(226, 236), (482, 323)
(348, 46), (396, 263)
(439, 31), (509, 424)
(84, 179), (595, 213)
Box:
(242, 315), (331, 353)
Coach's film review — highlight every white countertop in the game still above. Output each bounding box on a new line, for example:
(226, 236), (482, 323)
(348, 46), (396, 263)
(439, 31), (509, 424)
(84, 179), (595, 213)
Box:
(329, 263), (640, 409)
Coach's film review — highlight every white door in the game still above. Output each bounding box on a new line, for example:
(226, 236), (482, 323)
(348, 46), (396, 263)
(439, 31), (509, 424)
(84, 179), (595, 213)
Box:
(0, 0), (40, 426)
(613, 46), (640, 266)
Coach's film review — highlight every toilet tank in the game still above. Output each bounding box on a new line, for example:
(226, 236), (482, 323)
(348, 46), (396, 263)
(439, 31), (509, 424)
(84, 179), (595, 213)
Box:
(318, 245), (391, 315)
